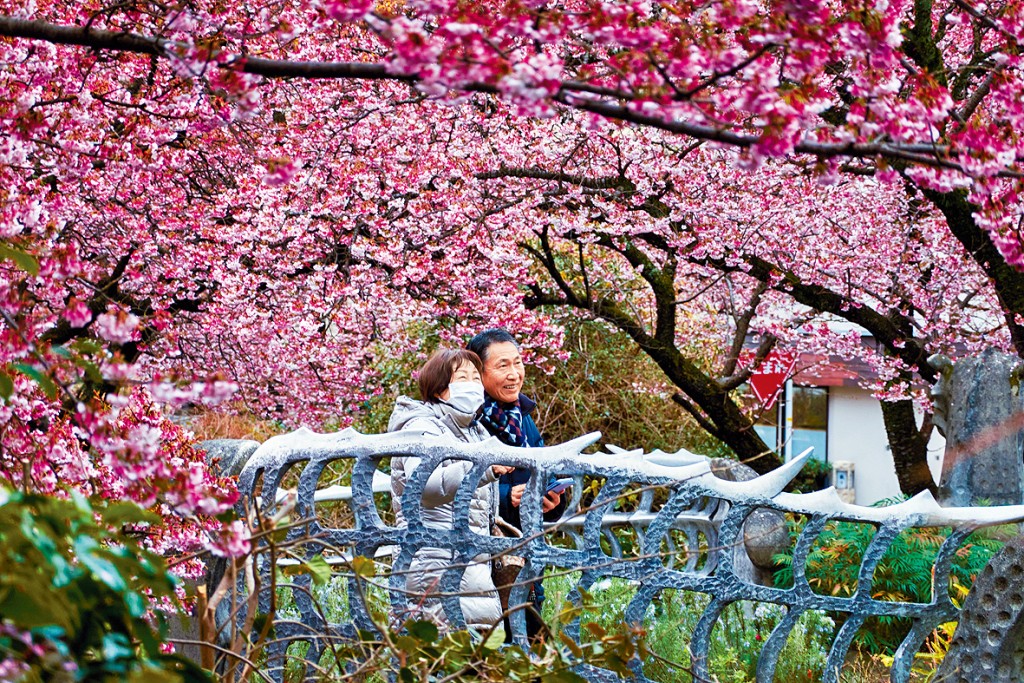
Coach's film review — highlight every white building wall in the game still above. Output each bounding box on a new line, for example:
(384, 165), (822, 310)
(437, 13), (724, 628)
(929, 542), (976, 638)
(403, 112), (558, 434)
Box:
(925, 421), (946, 489)
(826, 386), (946, 506)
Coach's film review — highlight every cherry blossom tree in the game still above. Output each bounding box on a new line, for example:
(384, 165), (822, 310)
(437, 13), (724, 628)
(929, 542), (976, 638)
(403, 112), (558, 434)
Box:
(3, 0), (1024, 495)
(0, 1), (564, 541)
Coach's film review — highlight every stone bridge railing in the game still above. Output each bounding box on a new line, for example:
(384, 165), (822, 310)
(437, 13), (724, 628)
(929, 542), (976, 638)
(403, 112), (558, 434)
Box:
(230, 427), (1024, 683)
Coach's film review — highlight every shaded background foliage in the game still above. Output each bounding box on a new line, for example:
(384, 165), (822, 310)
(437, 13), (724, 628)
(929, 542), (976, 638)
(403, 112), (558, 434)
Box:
(281, 317), (730, 456)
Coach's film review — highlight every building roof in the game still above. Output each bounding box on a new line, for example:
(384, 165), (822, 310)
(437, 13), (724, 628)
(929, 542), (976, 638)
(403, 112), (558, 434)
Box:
(793, 352), (879, 388)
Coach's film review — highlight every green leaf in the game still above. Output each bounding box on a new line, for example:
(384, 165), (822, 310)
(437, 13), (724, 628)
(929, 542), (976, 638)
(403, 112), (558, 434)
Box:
(51, 345), (72, 358)
(304, 554), (332, 585)
(74, 356), (105, 384)
(135, 617), (163, 656)
(281, 555), (332, 586)
(0, 243), (39, 276)
(102, 501), (160, 527)
(0, 371), (12, 400)
(12, 363), (58, 399)
(0, 588), (69, 630)
(145, 656), (216, 683)
(250, 612), (275, 640)
(394, 635), (421, 654)
(19, 508), (63, 566)
(74, 536), (127, 593)
(124, 590), (147, 618)
(70, 489), (92, 514)
(351, 555), (376, 578)
(127, 668), (182, 683)
(31, 625), (70, 657)
(215, 509), (237, 523)
(357, 628), (378, 642)
(101, 632), (134, 662)
(71, 338), (105, 354)
(405, 619), (439, 644)
(558, 630), (583, 659)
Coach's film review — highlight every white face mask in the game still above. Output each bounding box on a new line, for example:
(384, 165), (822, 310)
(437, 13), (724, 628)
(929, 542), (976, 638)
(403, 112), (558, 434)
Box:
(442, 381), (485, 416)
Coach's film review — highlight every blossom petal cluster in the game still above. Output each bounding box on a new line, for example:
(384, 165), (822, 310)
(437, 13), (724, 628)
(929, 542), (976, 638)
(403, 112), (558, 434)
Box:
(1, 0), (1023, 591)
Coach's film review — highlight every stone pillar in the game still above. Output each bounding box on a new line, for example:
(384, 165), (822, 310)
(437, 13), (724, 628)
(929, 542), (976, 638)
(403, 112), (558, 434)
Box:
(169, 439), (261, 667)
(930, 348), (1024, 507)
(936, 534), (1024, 683)
(710, 458), (789, 586)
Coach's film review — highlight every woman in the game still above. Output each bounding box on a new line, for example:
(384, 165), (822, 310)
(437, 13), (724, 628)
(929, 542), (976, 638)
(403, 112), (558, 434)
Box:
(387, 349), (513, 635)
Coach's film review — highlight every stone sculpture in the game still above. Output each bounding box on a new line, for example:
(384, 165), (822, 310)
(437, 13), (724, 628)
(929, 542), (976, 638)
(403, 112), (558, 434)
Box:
(929, 348), (1024, 507)
(226, 427), (1024, 683)
(936, 534), (1024, 683)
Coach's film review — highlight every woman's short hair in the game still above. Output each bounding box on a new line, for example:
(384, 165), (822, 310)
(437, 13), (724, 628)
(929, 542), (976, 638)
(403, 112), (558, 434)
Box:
(418, 349), (483, 403)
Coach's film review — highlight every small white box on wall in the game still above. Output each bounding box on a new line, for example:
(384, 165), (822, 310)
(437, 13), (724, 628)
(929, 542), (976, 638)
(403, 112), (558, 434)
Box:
(832, 460), (855, 503)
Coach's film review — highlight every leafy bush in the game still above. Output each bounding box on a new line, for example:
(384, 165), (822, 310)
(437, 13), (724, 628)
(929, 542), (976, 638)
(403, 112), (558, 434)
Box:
(773, 503), (1007, 654)
(219, 543), (589, 682)
(527, 319), (729, 455)
(543, 573), (834, 682)
(0, 489), (209, 682)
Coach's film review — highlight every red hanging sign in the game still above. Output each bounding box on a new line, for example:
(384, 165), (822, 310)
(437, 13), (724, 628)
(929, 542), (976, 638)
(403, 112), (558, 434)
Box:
(749, 350), (797, 410)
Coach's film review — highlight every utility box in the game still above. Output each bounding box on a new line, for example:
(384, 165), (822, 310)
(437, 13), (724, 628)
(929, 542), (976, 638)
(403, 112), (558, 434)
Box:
(832, 460), (855, 503)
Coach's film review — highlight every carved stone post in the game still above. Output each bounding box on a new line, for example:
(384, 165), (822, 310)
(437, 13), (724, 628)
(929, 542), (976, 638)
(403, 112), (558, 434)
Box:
(929, 348), (1024, 507)
(167, 439), (261, 666)
(710, 458), (789, 586)
(936, 534), (1024, 683)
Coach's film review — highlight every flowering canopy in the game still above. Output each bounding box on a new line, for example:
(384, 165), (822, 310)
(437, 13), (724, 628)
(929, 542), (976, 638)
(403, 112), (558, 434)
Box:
(1, 0), (1022, 503)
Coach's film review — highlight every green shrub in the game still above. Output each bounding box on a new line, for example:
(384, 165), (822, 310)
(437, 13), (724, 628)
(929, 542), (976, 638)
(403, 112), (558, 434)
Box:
(773, 502), (1007, 654)
(527, 319), (728, 455)
(542, 573), (834, 682)
(0, 489), (209, 682)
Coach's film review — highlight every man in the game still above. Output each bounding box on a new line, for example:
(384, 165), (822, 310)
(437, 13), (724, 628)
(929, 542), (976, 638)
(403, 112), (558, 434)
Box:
(467, 328), (563, 642)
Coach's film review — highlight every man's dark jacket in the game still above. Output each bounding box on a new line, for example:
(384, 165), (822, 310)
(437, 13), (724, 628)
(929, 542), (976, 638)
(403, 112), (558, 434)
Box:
(496, 398), (545, 528)
(480, 392), (560, 640)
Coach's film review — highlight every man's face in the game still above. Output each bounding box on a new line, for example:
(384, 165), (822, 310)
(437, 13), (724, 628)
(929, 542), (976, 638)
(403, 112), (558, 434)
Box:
(480, 341), (525, 404)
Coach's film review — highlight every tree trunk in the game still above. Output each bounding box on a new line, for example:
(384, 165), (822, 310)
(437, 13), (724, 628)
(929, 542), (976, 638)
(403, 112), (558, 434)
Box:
(639, 339), (783, 474)
(879, 398), (936, 496)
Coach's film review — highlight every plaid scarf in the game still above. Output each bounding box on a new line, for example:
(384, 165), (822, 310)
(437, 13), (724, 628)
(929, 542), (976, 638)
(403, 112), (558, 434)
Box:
(479, 395), (528, 447)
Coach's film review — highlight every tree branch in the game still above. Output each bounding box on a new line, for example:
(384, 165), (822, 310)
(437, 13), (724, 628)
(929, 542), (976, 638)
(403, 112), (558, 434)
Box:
(719, 333), (777, 392)
(721, 281), (769, 378)
(717, 254), (939, 382)
(3, 15), (1022, 178)
(670, 392), (722, 439)
(475, 165), (623, 190)
(523, 235), (780, 471)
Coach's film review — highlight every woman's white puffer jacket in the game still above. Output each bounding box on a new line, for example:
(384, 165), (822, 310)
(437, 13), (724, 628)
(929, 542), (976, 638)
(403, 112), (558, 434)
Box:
(387, 396), (501, 632)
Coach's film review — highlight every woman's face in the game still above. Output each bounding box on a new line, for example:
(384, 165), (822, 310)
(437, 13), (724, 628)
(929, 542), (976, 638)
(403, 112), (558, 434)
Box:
(437, 359), (482, 401)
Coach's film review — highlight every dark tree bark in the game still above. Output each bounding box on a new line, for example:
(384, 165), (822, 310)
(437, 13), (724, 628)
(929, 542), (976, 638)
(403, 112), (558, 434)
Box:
(880, 398), (937, 496)
(522, 224), (783, 474)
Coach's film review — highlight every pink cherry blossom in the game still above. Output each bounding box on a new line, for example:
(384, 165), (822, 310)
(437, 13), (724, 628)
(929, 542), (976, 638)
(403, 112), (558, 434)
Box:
(1, 0), (1024, 605)
(62, 298), (92, 327)
(94, 308), (141, 345)
(208, 519), (252, 557)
